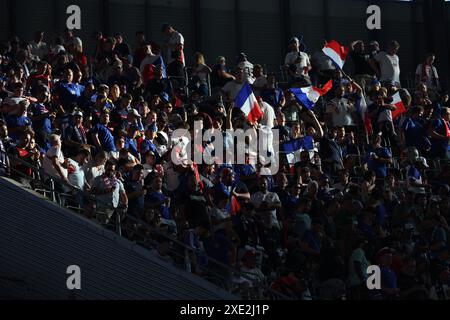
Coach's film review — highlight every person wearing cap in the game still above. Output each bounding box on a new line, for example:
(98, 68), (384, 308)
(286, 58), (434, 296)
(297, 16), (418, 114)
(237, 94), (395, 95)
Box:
(127, 107), (144, 133)
(162, 23), (185, 66)
(405, 152), (431, 194)
(284, 36), (311, 85)
(140, 123), (158, 161)
(428, 106), (450, 160)
(371, 40), (401, 87)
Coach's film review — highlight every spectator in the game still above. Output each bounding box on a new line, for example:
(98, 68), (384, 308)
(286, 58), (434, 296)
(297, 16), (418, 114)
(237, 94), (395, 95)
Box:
(371, 41), (401, 87)
(90, 110), (116, 155)
(284, 37), (311, 86)
(29, 31), (48, 61)
(162, 23), (185, 66)
(415, 53), (439, 95)
(210, 56), (235, 94)
(191, 52), (212, 97)
(91, 160), (128, 224)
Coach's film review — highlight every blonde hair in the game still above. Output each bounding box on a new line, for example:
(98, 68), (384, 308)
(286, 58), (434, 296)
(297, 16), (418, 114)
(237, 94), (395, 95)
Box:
(194, 52), (205, 65)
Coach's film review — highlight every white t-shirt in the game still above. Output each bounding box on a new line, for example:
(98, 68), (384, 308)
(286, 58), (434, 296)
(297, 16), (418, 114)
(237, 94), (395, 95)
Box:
(250, 191), (281, 230)
(326, 98), (355, 127)
(374, 52), (400, 83)
(377, 108), (393, 123)
(221, 81), (245, 102)
(42, 146), (67, 180)
(167, 31), (185, 65)
(285, 51), (310, 76)
(260, 101), (275, 129)
(30, 41), (48, 60)
(83, 163), (105, 186)
(252, 76), (268, 97)
(238, 61), (255, 84)
(68, 158), (85, 190)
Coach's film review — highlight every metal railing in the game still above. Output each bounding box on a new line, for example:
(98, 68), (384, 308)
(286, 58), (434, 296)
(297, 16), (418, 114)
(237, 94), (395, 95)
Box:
(0, 148), (290, 300)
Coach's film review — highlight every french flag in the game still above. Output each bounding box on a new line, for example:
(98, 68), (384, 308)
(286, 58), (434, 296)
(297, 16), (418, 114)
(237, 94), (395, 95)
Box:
(142, 55), (167, 83)
(391, 92), (407, 120)
(290, 80), (333, 110)
(282, 136), (314, 164)
(235, 82), (263, 123)
(322, 40), (349, 69)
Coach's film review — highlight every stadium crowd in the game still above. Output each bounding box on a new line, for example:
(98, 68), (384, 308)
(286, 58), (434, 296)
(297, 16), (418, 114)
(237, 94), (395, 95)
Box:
(0, 24), (450, 300)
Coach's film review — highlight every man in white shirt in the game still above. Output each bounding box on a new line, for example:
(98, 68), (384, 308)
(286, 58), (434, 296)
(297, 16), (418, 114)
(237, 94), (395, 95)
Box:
(259, 99), (275, 129)
(285, 37), (311, 80)
(252, 64), (268, 97)
(221, 67), (245, 103)
(250, 176), (282, 230)
(68, 148), (90, 191)
(30, 31), (48, 61)
(162, 23), (185, 66)
(326, 85), (356, 127)
(237, 52), (255, 84)
(372, 41), (401, 86)
(67, 148), (91, 205)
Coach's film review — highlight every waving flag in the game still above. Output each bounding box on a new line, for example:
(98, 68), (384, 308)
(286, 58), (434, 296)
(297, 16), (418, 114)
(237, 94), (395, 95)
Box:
(142, 55), (167, 83)
(235, 82), (263, 123)
(282, 136), (314, 164)
(322, 40), (349, 69)
(391, 92), (407, 120)
(290, 80), (333, 110)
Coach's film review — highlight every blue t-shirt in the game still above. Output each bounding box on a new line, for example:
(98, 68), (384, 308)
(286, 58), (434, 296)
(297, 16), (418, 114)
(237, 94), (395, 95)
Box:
(91, 124), (116, 152)
(140, 139), (158, 158)
(146, 191), (170, 219)
(29, 103), (52, 134)
(55, 82), (84, 107)
(402, 118), (427, 149)
(124, 179), (144, 216)
(366, 147), (392, 178)
(381, 266), (398, 289)
(124, 137), (140, 160)
(430, 118), (449, 156)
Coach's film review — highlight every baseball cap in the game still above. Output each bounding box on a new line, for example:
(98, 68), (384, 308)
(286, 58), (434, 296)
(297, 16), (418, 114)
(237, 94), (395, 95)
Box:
(369, 40), (379, 47)
(371, 79), (381, 86)
(290, 37), (300, 44)
(73, 111), (83, 117)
